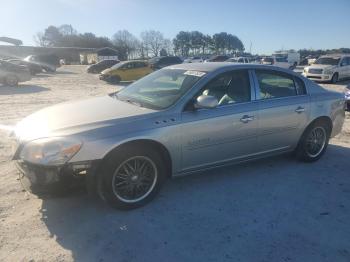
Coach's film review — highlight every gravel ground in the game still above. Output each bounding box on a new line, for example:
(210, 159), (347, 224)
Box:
(0, 65), (349, 262)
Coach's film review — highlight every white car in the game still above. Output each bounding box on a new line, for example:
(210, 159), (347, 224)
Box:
(183, 56), (203, 63)
(261, 57), (293, 69)
(226, 57), (250, 63)
(303, 54), (350, 83)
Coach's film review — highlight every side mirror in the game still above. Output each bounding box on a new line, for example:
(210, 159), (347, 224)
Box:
(341, 62), (346, 67)
(194, 95), (219, 109)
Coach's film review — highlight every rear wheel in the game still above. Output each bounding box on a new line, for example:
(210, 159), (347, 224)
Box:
(5, 75), (18, 86)
(295, 121), (331, 162)
(101, 146), (166, 209)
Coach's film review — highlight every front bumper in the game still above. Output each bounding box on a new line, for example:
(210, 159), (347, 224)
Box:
(99, 74), (110, 81)
(15, 160), (100, 195)
(302, 72), (332, 82)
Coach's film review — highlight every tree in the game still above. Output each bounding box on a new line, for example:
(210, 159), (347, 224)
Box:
(159, 48), (167, 56)
(113, 30), (138, 59)
(141, 30), (165, 57)
(59, 24), (77, 36)
(173, 31), (191, 56)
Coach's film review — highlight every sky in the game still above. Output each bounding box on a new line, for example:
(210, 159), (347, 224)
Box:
(1, 0), (350, 54)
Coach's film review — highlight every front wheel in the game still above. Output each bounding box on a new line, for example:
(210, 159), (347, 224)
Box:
(295, 121), (331, 162)
(101, 147), (166, 210)
(5, 75), (19, 86)
(109, 75), (121, 84)
(331, 73), (338, 84)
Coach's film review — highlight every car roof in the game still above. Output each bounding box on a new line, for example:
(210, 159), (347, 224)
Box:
(168, 62), (299, 74)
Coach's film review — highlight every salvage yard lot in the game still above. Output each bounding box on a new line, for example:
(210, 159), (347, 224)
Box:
(0, 65), (349, 262)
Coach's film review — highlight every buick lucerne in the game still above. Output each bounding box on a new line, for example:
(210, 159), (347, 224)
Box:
(12, 63), (345, 209)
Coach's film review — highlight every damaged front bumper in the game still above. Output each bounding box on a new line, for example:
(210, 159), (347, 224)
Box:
(15, 160), (101, 196)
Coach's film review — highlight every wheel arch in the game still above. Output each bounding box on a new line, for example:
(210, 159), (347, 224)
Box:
(99, 139), (173, 178)
(297, 116), (333, 148)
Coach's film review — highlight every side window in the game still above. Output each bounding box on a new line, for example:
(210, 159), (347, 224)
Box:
(294, 77), (306, 95)
(256, 70), (297, 99)
(199, 70), (251, 106)
(135, 62), (146, 68)
(345, 57), (350, 66)
(123, 63), (134, 69)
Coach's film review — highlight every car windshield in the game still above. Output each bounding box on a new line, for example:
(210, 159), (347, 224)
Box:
(114, 68), (205, 110)
(314, 57), (340, 65)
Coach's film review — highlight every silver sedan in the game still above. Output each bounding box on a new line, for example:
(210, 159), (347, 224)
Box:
(12, 63), (345, 209)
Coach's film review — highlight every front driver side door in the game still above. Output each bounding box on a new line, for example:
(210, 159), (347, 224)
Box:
(180, 69), (259, 172)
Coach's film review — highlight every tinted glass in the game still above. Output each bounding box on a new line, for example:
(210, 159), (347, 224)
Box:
(256, 70), (297, 99)
(200, 70), (251, 105)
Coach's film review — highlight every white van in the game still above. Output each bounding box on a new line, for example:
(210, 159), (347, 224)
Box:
(273, 51), (301, 67)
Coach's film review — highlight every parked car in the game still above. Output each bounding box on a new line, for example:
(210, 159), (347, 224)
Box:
(205, 55), (229, 62)
(24, 54), (60, 72)
(226, 57), (250, 63)
(0, 60), (32, 86)
(6, 59), (42, 75)
(148, 56), (182, 69)
(99, 60), (153, 83)
(87, 59), (119, 74)
(303, 54), (350, 83)
(183, 56), (203, 63)
(12, 63), (345, 209)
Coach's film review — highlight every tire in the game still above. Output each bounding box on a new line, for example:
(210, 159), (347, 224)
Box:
(5, 75), (19, 86)
(110, 75), (121, 84)
(331, 73), (338, 84)
(295, 120), (331, 162)
(101, 146), (166, 210)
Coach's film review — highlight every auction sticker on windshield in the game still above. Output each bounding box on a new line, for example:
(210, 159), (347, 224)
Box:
(184, 71), (206, 77)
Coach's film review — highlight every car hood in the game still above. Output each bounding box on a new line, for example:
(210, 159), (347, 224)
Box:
(101, 68), (114, 75)
(307, 64), (336, 70)
(15, 95), (156, 141)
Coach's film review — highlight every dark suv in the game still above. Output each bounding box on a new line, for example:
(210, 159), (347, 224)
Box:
(148, 56), (182, 69)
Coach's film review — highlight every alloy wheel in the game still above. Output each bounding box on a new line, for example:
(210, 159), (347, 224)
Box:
(112, 156), (157, 203)
(305, 126), (327, 158)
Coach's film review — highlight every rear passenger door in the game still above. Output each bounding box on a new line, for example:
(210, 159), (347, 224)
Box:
(254, 70), (310, 153)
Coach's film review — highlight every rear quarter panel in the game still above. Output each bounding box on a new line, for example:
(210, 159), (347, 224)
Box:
(307, 80), (345, 137)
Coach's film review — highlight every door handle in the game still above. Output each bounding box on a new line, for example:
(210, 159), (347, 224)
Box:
(240, 115), (254, 123)
(295, 106), (305, 113)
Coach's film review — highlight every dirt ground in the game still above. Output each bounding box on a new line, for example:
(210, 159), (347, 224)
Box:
(0, 65), (349, 262)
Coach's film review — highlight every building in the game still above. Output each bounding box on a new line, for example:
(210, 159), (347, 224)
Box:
(80, 47), (119, 64)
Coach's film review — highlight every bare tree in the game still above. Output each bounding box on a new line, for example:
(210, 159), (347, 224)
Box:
(113, 30), (139, 59)
(141, 30), (165, 57)
(33, 32), (48, 46)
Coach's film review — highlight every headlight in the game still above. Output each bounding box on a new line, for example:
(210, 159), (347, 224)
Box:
(19, 137), (82, 165)
(323, 69), (333, 75)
